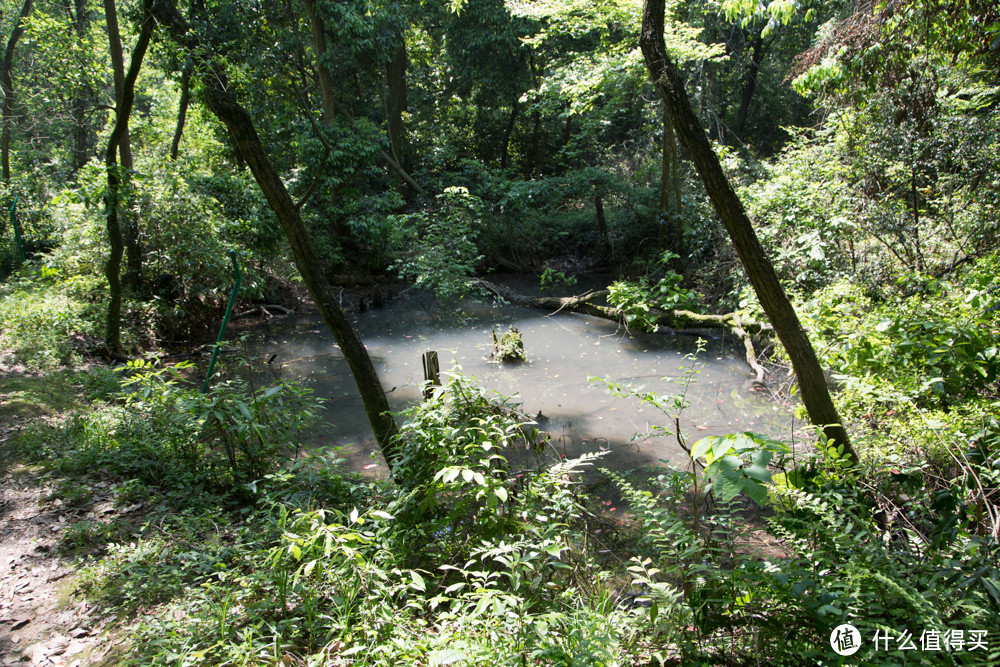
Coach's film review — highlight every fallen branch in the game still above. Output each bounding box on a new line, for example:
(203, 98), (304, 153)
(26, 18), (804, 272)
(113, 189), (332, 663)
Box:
(474, 279), (771, 383)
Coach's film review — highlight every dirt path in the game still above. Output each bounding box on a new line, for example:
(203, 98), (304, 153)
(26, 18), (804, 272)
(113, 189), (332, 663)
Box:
(0, 420), (117, 667)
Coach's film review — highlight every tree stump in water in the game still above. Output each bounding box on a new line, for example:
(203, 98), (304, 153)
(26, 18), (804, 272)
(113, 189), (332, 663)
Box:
(491, 326), (526, 363)
(422, 350), (441, 399)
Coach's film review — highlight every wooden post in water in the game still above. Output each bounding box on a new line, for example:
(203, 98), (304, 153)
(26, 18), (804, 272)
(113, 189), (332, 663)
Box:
(422, 350), (440, 399)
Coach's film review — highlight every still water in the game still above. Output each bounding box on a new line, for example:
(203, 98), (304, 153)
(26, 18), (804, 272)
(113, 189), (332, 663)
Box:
(248, 284), (792, 474)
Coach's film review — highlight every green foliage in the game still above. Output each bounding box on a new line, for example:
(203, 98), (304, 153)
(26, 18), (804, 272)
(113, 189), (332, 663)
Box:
(607, 253), (700, 332)
(691, 431), (790, 504)
(0, 272), (103, 368)
(807, 269), (1000, 408)
(538, 266), (577, 290)
(27, 361), (321, 493)
(392, 187), (484, 301)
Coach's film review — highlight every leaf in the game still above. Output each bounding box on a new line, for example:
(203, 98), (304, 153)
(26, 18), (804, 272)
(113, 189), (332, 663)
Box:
(740, 477), (768, 506)
(290, 543), (302, 561)
(430, 648), (468, 665)
(494, 486), (508, 503)
(462, 469), (474, 483)
(691, 436), (716, 460)
(370, 510), (394, 521)
(713, 472), (743, 503)
(410, 571), (426, 592)
(349, 507), (359, 524)
(982, 577), (1000, 611)
(743, 463), (772, 483)
(718, 455), (743, 473)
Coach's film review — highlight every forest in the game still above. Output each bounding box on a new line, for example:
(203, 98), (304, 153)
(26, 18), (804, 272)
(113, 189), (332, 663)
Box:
(0, 0), (998, 664)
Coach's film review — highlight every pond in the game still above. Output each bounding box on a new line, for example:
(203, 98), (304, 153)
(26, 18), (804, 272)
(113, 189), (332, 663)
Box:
(246, 280), (793, 475)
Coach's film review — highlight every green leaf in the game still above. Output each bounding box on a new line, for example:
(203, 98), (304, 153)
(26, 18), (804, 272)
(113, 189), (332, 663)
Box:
(691, 436), (716, 460)
(740, 477), (768, 506)
(713, 472), (743, 503)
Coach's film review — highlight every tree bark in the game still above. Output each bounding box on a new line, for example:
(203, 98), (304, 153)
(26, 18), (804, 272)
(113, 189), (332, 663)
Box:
(104, 1), (154, 359)
(304, 0), (423, 195)
(105, 0), (143, 289)
(660, 104), (684, 261)
(385, 40), (408, 168)
(640, 0), (855, 462)
(500, 101), (518, 170)
(71, 0), (98, 171)
(303, 0), (337, 123)
(150, 0), (402, 465)
(169, 64), (191, 160)
(734, 32), (764, 139)
(1, 0), (32, 184)
(595, 194), (609, 253)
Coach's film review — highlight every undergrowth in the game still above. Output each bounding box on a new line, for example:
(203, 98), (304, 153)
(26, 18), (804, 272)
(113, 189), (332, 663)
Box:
(10, 361), (1000, 665)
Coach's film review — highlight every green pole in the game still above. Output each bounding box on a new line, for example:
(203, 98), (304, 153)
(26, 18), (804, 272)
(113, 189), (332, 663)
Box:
(10, 196), (25, 263)
(202, 250), (242, 393)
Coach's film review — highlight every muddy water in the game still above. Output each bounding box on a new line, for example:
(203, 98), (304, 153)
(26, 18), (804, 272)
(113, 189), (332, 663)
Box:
(249, 284), (791, 475)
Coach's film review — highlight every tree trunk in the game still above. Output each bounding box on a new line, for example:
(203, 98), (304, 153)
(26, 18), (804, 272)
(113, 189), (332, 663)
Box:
(385, 40), (408, 168)
(640, 0), (855, 462)
(169, 64), (191, 160)
(1, 0), (32, 184)
(150, 0), (402, 466)
(595, 194), (609, 253)
(500, 101), (518, 170)
(105, 0), (143, 289)
(304, 0), (423, 195)
(303, 0), (337, 123)
(71, 0), (98, 171)
(734, 32), (763, 139)
(660, 104), (685, 261)
(104, 1), (154, 359)
(525, 110), (541, 178)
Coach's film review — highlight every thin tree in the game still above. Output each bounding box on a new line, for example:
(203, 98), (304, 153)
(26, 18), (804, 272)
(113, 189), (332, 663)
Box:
(1, 0), (33, 185)
(104, 1), (154, 359)
(640, 0), (856, 463)
(104, 0), (143, 287)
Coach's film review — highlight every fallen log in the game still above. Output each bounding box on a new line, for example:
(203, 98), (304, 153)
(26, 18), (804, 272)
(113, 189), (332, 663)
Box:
(473, 279), (772, 384)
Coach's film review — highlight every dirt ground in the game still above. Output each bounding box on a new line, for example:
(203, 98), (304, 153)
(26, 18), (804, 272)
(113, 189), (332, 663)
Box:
(0, 415), (122, 666)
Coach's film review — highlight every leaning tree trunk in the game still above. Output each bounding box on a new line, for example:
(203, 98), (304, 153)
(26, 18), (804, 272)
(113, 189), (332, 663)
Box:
(640, 0), (855, 463)
(150, 0), (401, 466)
(1, 0), (32, 185)
(104, 1), (154, 359)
